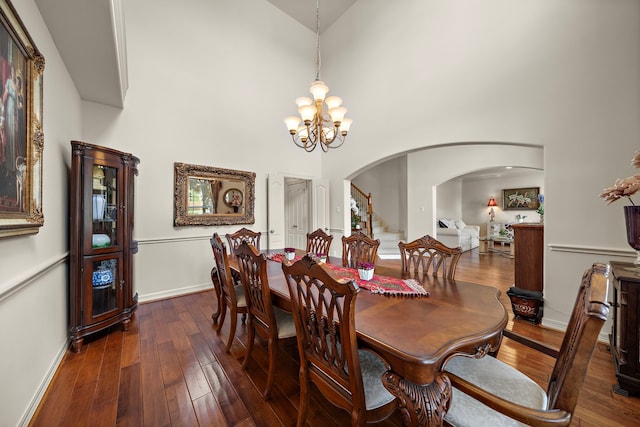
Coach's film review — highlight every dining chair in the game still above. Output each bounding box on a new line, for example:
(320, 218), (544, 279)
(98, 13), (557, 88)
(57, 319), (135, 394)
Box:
(210, 233), (248, 353)
(306, 228), (333, 256)
(282, 255), (397, 427)
(233, 241), (296, 400)
(398, 235), (463, 280)
(226, 227), (261, 252)
(442, 262), (610, 427)
(341, 231), (380, 269)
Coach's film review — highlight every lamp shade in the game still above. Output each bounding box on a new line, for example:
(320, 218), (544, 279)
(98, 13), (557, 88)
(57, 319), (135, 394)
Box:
(487, 197), (498, 207)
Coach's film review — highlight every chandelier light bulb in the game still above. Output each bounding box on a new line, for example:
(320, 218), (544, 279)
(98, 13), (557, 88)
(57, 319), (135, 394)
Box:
(339, 117), (353, 134)
(295, 97), (312, 108)
(325, 95), (342, 109)
(309, 80), (329, 101)
(284, 116), (301, 133)
(328, 106), (347, 123)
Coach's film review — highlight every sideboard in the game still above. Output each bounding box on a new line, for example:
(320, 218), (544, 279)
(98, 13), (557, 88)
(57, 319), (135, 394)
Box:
(609, 261), (640, 396)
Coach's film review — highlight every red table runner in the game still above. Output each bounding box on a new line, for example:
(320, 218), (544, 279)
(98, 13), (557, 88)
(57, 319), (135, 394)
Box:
(267, 253), (429, 297)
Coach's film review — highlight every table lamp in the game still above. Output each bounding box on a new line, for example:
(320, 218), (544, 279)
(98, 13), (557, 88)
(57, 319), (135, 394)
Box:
(487, 196), (498, 222)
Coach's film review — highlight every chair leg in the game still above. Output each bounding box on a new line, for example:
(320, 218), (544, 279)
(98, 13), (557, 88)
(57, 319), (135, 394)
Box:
(225, 309), (238, 353)
(263, 337), (278, 400)
(242, 317), (255, 371)
(296, 367), (310, 427)
(216, 302), (227, 334)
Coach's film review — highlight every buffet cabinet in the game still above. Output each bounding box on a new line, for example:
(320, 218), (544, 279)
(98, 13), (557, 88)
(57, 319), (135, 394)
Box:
(609, 261), (640, 396)
(69, 141), (139, 352)
(512, 223), (544, 292)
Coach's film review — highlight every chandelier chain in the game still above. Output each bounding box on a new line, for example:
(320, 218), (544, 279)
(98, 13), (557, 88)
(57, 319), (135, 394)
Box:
(315, 0), (321, 81)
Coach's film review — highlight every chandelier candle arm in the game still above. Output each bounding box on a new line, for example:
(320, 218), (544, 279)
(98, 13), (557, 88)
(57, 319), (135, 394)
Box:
(283, 0), (352, 152)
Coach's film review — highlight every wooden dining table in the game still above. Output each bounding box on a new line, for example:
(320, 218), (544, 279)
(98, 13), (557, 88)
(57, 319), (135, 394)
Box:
(223, 250), (508, 426)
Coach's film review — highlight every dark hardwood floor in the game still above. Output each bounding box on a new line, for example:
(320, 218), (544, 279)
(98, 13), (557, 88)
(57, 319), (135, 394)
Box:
(30, 249), (640, 426)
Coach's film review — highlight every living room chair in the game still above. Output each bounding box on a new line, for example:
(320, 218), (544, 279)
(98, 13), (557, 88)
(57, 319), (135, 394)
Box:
(233, 241), (296, 399)
(225, 227), (261, 252)
(306, 228), (333, 256)
(210, 233), (248, 353)
(398, 235), (463, 280)
(341, 231), (380, 269)
(282, 255), (397, 427)
(443, 262), (610, 427)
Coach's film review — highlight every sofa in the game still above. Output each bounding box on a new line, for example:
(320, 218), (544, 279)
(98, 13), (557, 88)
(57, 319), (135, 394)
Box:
(436, 218), (480, 252)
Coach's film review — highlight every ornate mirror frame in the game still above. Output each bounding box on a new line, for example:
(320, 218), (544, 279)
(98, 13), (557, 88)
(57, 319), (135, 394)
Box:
(0, 0), (45, 238)
(173, 162), (255, 226)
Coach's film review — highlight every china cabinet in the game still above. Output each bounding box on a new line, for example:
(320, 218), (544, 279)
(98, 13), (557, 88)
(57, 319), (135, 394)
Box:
(69, 141), (139, 352)
(609, 261), (640, 396)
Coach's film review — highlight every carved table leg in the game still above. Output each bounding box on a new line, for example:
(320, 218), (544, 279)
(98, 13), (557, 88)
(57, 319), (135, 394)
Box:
(383, 370), (452, 427)
(210, 267), (222, 324)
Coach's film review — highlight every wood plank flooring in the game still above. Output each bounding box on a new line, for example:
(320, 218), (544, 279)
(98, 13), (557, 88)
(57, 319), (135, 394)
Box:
(30, 249), (640, 426)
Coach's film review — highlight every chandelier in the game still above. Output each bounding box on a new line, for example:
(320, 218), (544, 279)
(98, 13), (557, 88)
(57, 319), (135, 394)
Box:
(283, 0), (352, 152)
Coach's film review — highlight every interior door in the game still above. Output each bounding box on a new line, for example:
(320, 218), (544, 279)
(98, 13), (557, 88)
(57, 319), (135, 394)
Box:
(267, 174), (285, 250)
(285, 179), (309, 249)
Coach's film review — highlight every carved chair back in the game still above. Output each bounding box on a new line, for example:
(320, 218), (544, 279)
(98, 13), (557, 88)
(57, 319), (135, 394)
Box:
(283, 255), (370, 424)
(226, 227), (261, 252)
(398, 235), (462, 280)
(306, 228), (333, 256)
(210, 232), (248, 352)
(341, 231), (380, 269)
(547, 263), (610, 412)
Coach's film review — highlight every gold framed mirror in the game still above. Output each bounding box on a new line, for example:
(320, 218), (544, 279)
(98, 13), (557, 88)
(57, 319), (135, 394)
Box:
(173, 162), (255, 226)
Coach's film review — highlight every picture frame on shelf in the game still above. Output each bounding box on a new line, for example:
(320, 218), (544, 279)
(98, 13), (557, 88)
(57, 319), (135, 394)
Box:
(502, 187), (540, 211)
(0, 0), (45, 238)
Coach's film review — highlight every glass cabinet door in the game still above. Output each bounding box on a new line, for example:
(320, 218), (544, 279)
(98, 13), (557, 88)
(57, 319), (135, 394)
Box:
(83, 254), (123, 324)
(92, 164), (119, 249)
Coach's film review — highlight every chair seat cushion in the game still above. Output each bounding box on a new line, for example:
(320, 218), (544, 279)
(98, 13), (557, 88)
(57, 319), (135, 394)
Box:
(234, 284), (247, 307)
(444, 355), (548, 427)
(358, 349), (395, 410)
(274, 306), (296, 339)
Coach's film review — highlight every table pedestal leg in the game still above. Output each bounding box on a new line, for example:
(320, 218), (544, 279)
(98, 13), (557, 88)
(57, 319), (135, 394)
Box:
(383, 370), (452, 427)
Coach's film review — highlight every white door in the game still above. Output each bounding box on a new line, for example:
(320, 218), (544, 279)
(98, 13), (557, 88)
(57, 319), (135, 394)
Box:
(285, 179), (309, 249)
(267, 174), (285, 250)
(312, 179), (330, 234)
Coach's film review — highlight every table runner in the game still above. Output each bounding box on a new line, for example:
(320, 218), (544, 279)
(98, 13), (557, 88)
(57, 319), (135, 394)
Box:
(267, 253), (429, 297)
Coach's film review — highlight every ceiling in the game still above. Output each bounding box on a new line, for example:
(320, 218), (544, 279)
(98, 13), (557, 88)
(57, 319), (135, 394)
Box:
(35, 0), (356, 108)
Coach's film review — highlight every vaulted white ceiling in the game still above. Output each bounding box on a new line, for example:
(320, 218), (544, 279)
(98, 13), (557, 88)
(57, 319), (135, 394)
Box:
(35, 0), (356, 108)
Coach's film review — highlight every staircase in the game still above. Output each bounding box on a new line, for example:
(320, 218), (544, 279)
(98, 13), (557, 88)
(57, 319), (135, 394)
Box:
(372, 215), (403, 259)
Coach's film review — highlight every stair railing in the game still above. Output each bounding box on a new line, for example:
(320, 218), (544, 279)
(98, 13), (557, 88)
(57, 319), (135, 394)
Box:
(350, 183), (373, 238)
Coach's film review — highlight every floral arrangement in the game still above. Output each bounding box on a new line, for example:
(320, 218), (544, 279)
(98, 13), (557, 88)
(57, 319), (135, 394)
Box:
(284, 247), (295, 253)
(600, 151), (640, 205)
(358, 262), (374, 270)
(536, 194), (544, 215)
(350, 197), (360, 228)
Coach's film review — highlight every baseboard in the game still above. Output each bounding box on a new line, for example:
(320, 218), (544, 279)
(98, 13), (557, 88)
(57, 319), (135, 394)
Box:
(139, 282), (213, 303)
(378, 254), (401, 260)
(19, 340), (68, 426)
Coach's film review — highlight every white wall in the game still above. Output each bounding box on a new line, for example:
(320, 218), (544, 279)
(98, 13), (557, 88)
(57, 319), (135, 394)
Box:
(0, 1), (82, 425)
(436, 180), (462, 221)
(81, 0), (321, 301)
(322, 0), (639, 333)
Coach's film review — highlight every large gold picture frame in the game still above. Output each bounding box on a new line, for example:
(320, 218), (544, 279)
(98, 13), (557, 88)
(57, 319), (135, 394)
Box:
(174, 163), (255, 226)
(0, 0), (44, 237)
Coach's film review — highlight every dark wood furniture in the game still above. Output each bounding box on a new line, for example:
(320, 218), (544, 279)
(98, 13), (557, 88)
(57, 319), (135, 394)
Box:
(229, 249), (508, 426)
(512, 223), (544, 292)
(211, 233), (248, 353)
(444, 262), (610, 426)
(341, 231), (380, 268)
(609, 261), (640, 396)
(306, 227), (333, 256)
(283, 255), (397, 426)
(233, 242), (296, 400)
(225, 227), (261, 251)
(69, 141), (139, 352)
(398, 235), (462, 279)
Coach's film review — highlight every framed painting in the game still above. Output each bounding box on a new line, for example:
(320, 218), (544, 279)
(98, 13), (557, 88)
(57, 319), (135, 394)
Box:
(0, 0), (45, 238)
(503, 187), (540, 210)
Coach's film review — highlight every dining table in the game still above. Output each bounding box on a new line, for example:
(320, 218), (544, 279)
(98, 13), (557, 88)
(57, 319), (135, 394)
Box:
(223, 249), (508, 427)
